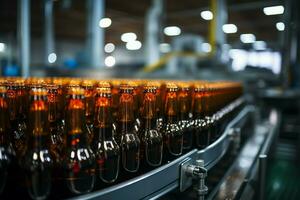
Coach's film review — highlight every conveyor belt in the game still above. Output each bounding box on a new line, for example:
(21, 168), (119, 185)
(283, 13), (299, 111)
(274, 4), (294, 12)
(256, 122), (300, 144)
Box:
(70, 106), (254, 200)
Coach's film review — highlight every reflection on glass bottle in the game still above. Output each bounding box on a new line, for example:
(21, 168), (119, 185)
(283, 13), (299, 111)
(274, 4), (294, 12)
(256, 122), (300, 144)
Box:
(93, 82), (120, 183)
(163, 83), (183, 157)
(62, 86), (95, 194)
(23, 86), (53, 200)
(0, 85), (12, 194)
(117, 85), (140, 173)
(139, 84), (163, 167)
(178, 83), (193, 150)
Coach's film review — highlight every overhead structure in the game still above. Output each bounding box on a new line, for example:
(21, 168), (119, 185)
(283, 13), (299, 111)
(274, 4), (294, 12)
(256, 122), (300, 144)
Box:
(209, 0), (227, 57)
(44, 0), (55, 65)
(18, 0), (30, 77)
(145, 0), (163, 65)
(87, 0), (105, 68)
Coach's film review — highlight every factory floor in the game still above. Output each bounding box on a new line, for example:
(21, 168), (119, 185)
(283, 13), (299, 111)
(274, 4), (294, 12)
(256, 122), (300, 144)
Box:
(266, 139), (300, 200)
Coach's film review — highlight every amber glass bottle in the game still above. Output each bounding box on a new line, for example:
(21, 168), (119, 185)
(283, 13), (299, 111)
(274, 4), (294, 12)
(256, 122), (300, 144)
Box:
(163, 83), (183, 158)
(193, 84), (209, 148)
(0, 85), (11, 194)
(82, 80), (95, 145)
(139, 84), (163, 167)
(178, 83), (193, 150)
(23, 86), (53, 200)
(117, 84), (140, 173)
(6, 79), (27, 158)
(93, 82), (120, 183)
(47, 84), (64, 164)
(62, 86), (95, 194)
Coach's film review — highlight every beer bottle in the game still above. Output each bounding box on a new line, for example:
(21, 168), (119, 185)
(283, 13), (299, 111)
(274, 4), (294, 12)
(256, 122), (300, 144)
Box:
(93, 82), (120, 183)
(193, 84), (209, 148)
(23, 86), (53, 200)
(178, 83), (193, 150)
(62, 85), (95, 194)
(47, 84), (64, 164)
(6, 79), (27, 158)
(163, 83), (183, 158)
(139, 84), (163, 168)
(0, 85), (12, 194)
(82, 80), (95, 145)
(117, 84), (140, 173)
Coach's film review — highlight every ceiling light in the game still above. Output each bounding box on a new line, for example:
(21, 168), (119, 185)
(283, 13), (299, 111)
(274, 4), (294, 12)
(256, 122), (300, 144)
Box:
(121, 32), (137, 42)
(276, 22), (285, 31)
(104, 43), (115, 53)
(99, 18), (112, 28)
(0, 43), (6, 52)
(253, 41), (267, 50)
(201, 43), (211, 53)
(222, 24), (238, 34)
(240, 34), (256, 43)
(263, 5), (284, 15)
(200, 10), (213, 20)
(126, 40), (142, 50)
(104, 56), (116, 67)
(159, 43), (171, 53)
(164, 26), (181, 36)
(48, 53), (57, 63)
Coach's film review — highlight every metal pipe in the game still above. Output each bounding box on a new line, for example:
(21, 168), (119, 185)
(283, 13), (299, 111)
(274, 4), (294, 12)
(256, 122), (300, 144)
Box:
(209, 0), (227, 57)
(18, 0), (30, 77)
(87, 0), (105, 68)
(145, 0), (163, 65)
(44, 0), (55, 65)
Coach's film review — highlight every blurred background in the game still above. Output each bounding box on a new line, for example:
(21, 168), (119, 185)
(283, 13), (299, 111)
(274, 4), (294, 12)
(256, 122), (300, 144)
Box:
(0, 0), (297, 87)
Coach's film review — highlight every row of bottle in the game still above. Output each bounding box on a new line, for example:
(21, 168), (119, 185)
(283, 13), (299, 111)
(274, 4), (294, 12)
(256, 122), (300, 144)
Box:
(0, 77), (243, 200)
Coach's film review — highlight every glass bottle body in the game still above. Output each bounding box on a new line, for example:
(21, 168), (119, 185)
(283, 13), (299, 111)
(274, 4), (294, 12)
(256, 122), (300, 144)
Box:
(62, 91), (95, 194)
(23, 90), (53, 200)
(93, 90), (120, 183)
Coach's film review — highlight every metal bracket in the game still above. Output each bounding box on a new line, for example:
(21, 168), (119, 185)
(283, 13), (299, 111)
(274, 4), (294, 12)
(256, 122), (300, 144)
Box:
(180, 157), (193, 192)
(180, 159), (208, 199)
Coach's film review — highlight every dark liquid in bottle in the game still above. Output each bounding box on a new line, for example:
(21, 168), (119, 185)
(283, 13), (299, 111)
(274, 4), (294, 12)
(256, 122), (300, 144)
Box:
(93, 127), (120, 183)
(164, 123), (183, 156)
(144, 129), (163, 166)
(121, 133), (140, 172)
(181, 121), (193, 150)
(23, 135), (52, 200)
(62, 146), (95, 194)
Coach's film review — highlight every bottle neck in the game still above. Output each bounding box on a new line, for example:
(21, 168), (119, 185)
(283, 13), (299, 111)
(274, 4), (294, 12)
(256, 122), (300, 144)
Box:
(118, 93), (135, 133)
(7, 87), (18, 121)
(84, 87), (95, 125)
(28, 95), (48, 149)
(0, 94), (9, 145)
(47, 91), (58, 124)
(164, 91), (178, 123)
(178, 91), (190, 120)
(142, 92), (157, 129)
(17, 87), (28, 120)
(94, 95), (113, 140)
(193, 92), (204, 118)
(65, 96), (87, 146)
